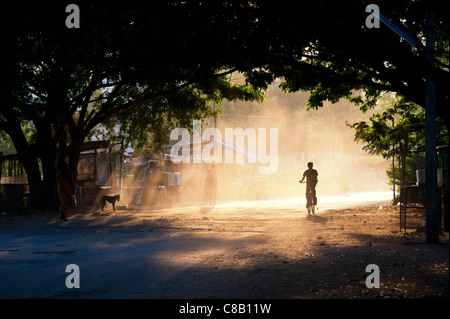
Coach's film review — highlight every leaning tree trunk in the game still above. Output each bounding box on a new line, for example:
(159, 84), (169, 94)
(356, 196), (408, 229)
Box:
(2, 110), (46, 209)
(12, 141), (46, 209)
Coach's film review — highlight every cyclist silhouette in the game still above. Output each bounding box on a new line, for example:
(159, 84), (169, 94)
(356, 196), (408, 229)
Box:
(299, 162), (318, 216)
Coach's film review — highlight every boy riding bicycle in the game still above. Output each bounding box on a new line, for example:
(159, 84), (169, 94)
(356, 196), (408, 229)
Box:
(299, 162), (318, 216)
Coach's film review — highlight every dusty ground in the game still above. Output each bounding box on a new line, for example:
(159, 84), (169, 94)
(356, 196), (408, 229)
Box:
(0, 196), (448, 299)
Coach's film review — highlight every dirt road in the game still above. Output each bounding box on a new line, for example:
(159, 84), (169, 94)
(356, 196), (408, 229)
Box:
(0, 192), (448, 299)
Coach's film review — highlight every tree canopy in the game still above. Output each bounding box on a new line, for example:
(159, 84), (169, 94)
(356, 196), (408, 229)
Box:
(257, 0), (448, 120)
(0, 1), (266, 207)
(0, 0), (448, 208)
(348, 95), (447, 186)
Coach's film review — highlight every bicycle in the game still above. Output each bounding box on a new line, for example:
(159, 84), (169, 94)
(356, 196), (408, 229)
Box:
(299, 181), (317, 216)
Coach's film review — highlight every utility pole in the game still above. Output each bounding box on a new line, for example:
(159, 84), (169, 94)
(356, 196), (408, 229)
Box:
(369, 5), (440, 243)
(392, 126), (395, 202)
(424, 10), (439, 243)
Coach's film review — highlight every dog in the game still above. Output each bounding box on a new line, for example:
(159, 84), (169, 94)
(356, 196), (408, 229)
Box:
(100, 194), (120, 211)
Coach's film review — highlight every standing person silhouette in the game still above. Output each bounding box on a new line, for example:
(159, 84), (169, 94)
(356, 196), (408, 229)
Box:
(299, 162), (318, 216)
(206, 164), (217, 206)
(56, 161), (76, 221)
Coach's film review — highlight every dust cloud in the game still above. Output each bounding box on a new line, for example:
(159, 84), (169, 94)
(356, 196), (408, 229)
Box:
(191, 81), (390, 203)
(127, 81), (390, 207)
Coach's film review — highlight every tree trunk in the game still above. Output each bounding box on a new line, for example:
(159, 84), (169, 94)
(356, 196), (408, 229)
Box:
(32, 113), (60, 211)
(5, 124), (46, 209)
(40, 142), (58, 210)
(1, 105), (47, 208)
(56, 131), (67, 170)
(67, 132), (85, 183)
